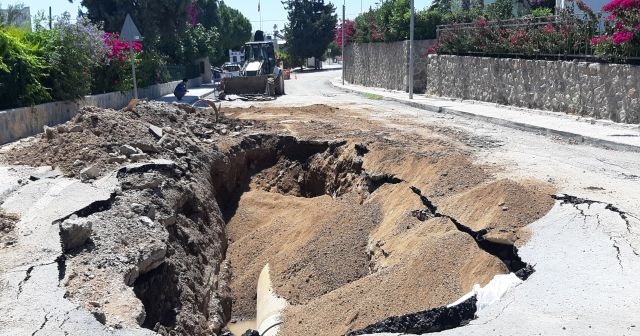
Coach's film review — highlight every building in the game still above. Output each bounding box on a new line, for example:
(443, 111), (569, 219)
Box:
(229, 50), (244, 64)
(0, 6), (31, 31)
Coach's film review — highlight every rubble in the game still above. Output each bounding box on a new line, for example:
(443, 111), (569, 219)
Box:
(59, 215), (93, 251)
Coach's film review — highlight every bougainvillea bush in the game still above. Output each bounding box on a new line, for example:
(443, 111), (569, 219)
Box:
(432, 2), (600, 58)
(592, 0), (640, 58)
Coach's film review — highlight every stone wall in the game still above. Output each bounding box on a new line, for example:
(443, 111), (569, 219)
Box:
(0, 77), (203, 145)
(344, 40), (434, 92)
(426, 55), (640, 124)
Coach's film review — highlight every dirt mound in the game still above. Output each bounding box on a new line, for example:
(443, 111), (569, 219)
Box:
(4, 101), (268, 178)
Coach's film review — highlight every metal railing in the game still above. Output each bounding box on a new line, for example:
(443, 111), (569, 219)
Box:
(433, 13), (640, 63)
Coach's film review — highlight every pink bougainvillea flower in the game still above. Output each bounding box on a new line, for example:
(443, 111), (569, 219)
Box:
(605, 13), (617, 21)
(103, 32), (143, 62)
(612, 30), (634, 44)
(476, 18), (488, 27)
(591, 35), (609, 44)
(543, 24), (556, 33)
(615, 21), (625, 29)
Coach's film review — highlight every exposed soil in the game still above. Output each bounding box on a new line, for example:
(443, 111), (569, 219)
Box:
(1, 101), (555, 336)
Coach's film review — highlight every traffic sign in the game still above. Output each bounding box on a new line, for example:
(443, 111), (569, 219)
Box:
(119, 14), (142, 42)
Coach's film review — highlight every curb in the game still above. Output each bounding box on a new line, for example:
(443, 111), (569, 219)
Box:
(330, 80), (640, 153)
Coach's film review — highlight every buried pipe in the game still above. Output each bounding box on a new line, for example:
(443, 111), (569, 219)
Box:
(256, 264), (289, 336)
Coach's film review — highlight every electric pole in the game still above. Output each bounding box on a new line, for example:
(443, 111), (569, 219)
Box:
(342, 0), (345, 85)
(409, 0), (415, 99)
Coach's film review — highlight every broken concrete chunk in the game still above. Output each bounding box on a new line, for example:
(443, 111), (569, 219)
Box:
(174, 147), (187, 156)
(107, 156), (128, 164)
(69, 125), (84, 133)
(80, 165), (101, 181)
(148, 124), (163, 139)
(137, 244), (167, 274)
(43, 126), (56, 140)
(130, 153), (149, 162)
(60, 215), (93, 251)
(131, 142), (159, 154)
(29, 166), (60, 181)
(131, 203), (145, 214)
(118, 145), (138, 156)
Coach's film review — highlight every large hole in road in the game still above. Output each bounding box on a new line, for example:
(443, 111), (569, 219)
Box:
(196, 134), (539, 335)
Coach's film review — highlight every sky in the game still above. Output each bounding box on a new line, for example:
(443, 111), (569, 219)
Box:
(9, 0), (432, 31)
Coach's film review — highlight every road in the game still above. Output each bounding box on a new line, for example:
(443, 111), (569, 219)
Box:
(216, 68), (640, 336)
(0, 67), (638, 336)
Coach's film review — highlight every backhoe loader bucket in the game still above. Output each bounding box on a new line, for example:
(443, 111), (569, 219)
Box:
(222, 75), (274, 96)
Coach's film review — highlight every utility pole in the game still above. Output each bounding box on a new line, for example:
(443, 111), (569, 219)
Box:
(409, 0), (415, 99)
(342, 0), (345, 85)
(48, 7), (52, 29)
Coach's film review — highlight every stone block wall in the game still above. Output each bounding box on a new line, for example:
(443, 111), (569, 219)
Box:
(426, 55), (640, 124)
(344, 40), (434, 93)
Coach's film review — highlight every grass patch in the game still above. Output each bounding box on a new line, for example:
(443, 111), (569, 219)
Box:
(361, 92), (383, 100)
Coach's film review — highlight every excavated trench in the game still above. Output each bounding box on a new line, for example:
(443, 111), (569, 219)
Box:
(204, 134), (533, 335)
(118, 133), (536, 335)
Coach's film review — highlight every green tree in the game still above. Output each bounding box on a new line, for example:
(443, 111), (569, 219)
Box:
(213, 1), (251, 64)
(283, 0), (337, 69)
(0, 27), (50, 109)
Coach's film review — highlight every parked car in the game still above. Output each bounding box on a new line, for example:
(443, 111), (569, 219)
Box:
(221, 62), (241, 79)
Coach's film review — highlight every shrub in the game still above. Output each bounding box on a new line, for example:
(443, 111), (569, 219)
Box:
(592, 0), (640, 58)
(32, 14), (108, 101)
(0, 27), (50, 109)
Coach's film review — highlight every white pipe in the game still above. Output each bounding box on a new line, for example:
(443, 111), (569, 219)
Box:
(256, 264), (288, 336)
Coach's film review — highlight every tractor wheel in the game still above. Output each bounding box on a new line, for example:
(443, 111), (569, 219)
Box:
(275, 74), (285, 96)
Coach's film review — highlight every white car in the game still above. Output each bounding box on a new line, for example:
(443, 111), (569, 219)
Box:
(221, 63), (241, 79)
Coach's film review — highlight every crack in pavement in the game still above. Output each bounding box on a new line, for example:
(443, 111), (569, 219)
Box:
(553, 194), (640, 258)
(409, 186), (532, 279)
(15, 259), (59, 298)
(31, 309), (49, 336)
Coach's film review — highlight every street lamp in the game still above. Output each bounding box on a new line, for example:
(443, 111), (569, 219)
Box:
(409, 0), (415, 99)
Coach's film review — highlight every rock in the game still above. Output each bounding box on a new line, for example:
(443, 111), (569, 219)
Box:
(107, 156), (128, 164)
(119, 145), (138, 156)
(43, 126), (56, 140)
(69, 125), (84, 133)
(60, 215), (93, 251)
(131, 142), (159, 154)
(137, 244), (167, 274)
(131, 203), (145, 214)
(73, 160), (85, 167)
(57, 125), (68, 133)
(241, 330), (260, 336)
(219, 128), (229, 135)
(174, 147), (187, 156)
(501, 206), (509, 211)
(89, 301), (101, 307)
(80, 165), (101, 181)
(148, 124), (163, 139)
(91, 309), (107, 324)
(139, 216), (155, 227)
(130, 153), (149, 162)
